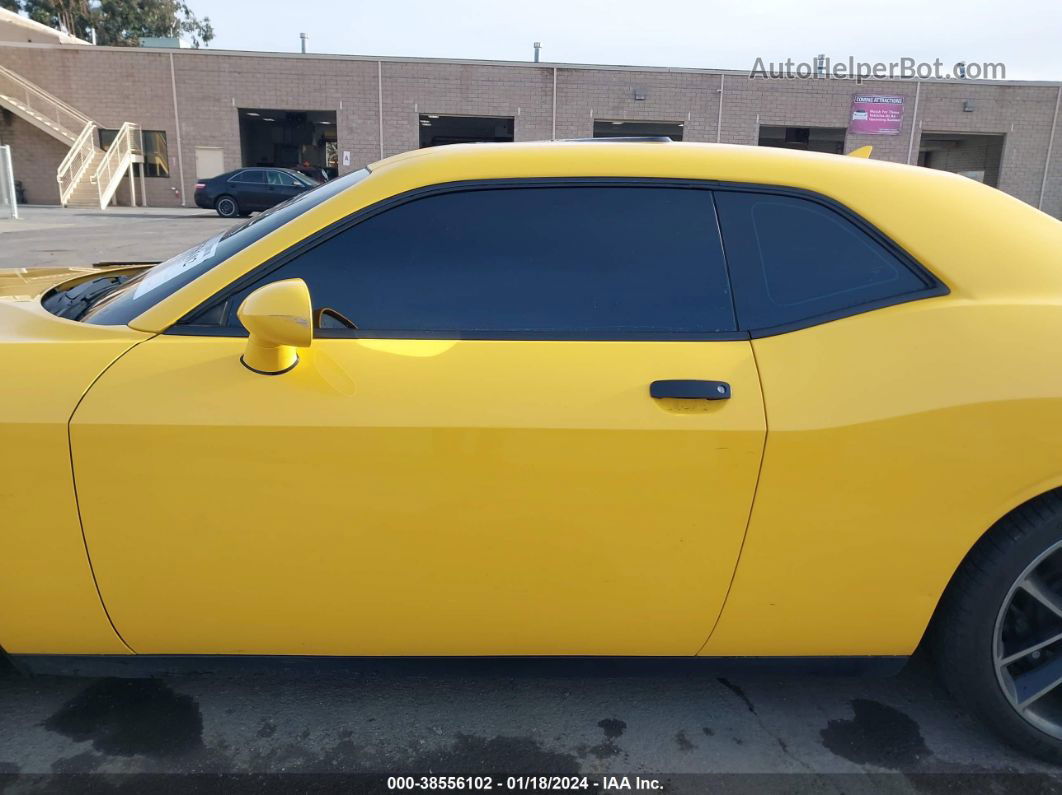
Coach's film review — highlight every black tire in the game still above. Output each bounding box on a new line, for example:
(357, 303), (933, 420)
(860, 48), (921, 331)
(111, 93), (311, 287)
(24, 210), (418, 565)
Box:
(215, 195), (240, 218)
(931, 490), (1062, 763)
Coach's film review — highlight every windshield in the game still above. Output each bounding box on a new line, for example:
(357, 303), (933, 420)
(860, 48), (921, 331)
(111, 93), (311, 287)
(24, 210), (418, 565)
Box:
(80, 168), (370, 325)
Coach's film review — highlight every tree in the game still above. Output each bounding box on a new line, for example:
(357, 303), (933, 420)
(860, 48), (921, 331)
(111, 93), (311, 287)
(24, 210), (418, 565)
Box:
(94, 1), (213, 48)
(10, 1), (213, 47)
(0, 0), (22, 12)
(20, 1), (93, 39)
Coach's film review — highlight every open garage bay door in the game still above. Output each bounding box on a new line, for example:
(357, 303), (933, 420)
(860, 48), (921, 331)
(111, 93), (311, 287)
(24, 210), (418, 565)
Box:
(419, 114), (514, 147)
(758, 126), (846, 154)
(918, 132), (1004, 187)
(593, 120), (685, 140)
(239, 108), (338, 178)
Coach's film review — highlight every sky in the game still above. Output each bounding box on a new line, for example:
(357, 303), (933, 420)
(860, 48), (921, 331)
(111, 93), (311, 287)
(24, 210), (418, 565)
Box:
(197, 0), (1062, 80)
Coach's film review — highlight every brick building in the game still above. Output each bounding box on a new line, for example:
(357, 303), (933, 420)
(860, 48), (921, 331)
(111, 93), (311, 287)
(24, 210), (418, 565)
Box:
(0, 39), (1059, 217)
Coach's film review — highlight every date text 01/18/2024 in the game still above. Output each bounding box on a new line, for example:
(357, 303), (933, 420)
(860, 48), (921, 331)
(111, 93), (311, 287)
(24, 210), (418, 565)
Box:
(386, 776), (664, 790)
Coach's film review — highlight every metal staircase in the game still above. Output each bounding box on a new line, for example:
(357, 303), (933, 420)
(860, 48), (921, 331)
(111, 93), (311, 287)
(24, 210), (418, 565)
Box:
(0, 63), (142, 208)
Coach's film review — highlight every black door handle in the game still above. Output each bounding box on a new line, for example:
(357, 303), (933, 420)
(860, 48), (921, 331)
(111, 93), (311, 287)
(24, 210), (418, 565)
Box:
(650, 380), (731, 400)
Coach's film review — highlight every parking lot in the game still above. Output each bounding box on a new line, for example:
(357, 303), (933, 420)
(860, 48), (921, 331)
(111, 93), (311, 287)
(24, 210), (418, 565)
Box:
(1, 654), (1060, 790)
(0, 206), (237, 270)
(1, 206), (1061, 790)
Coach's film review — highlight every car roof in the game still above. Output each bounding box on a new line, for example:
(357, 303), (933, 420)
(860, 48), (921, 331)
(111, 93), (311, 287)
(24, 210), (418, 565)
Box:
(368, 139), (935, 188)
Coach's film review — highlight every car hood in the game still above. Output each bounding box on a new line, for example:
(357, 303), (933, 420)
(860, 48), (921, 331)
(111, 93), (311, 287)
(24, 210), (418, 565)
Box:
(0, 264), (153, 302)
(0, 264), (154, 350)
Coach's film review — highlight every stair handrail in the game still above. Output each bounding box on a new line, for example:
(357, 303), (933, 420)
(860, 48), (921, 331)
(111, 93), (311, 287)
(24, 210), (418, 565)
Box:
(94, 122), (142, 209)
(57, 121), (98, 206)
(0, 64), (93, 141)
(0, 65), (91, 122)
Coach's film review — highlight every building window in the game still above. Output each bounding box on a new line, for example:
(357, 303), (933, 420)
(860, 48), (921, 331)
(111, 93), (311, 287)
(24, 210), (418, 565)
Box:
(139, 130), (169, 177)
(98, 129), (170, 177)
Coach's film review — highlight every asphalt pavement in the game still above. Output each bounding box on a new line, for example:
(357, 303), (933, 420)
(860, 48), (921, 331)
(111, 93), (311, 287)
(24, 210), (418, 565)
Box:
(1, 653), (1061, 792)
(0, 205), (237, 269)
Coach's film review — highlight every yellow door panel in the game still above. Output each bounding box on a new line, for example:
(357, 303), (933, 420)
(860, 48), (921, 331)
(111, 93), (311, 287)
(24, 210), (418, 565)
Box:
(703, 299), (1062, 657)
(71, 336), (765, 656)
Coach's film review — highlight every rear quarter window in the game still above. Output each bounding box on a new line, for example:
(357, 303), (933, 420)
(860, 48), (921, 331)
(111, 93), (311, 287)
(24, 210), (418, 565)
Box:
(714, 191), (936, 334)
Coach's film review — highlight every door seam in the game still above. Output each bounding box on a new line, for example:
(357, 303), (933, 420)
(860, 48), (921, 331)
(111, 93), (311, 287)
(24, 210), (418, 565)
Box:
(695, 338), (769, 654)
(66, 335), (157, 655)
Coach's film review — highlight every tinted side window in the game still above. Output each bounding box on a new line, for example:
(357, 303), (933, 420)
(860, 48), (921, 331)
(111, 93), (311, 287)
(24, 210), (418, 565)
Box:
(714, 191), (931, 332)
(268, 171), (299, 186)
(224, 186), (737, 338)
(232, 170), (264, 184)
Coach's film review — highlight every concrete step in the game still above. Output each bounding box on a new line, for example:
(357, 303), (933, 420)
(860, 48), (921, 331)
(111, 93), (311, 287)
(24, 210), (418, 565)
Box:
(67, 179), (101, 189)
(60, 147), (109, 208)
(57, 131), (139, 210)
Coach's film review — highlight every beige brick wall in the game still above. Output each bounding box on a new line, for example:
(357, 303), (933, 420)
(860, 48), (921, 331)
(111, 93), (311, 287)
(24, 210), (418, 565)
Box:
(1, 45), (183, 206)
(0, 42), (1059, 217)
(555, 68), (719, 141)
(382, 61), (553, 156)
(171, 52), (381, 189)
(0, 110), (65, 204)
(916, 82), (1060, 208)
(1045, 95), (1062, 218)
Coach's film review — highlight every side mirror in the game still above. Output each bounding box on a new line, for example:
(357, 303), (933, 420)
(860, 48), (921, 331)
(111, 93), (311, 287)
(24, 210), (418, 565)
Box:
(237, 278), (312, 375)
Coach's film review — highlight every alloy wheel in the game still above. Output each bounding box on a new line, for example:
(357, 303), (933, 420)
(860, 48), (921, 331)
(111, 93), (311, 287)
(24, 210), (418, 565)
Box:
(995, 539), (1062, 739)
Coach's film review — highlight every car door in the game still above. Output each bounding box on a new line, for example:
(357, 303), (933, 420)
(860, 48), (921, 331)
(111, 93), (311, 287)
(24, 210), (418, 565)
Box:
(265, 170), (304, 206)
(230, 169), (268, 209)
(70, 183), (767, 656)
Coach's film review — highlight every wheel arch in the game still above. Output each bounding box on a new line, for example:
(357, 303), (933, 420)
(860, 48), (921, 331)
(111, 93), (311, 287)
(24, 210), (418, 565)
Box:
(920, 479), (1062, 649)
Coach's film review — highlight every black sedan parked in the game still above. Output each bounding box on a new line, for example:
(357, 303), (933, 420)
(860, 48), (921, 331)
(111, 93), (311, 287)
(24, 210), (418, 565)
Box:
(194, 167), (320, 218)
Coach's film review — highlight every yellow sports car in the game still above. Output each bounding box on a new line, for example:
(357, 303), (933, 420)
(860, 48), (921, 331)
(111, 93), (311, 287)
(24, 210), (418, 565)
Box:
(3, 141), (1062, 760)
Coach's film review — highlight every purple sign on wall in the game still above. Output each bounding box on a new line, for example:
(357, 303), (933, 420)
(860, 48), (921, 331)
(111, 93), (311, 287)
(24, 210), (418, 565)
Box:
(849, 94), (905, 135)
